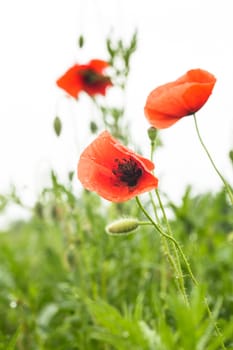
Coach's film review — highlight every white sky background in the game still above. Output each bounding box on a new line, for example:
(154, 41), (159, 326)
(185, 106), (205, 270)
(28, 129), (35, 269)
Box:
(0, 0), (233, 215)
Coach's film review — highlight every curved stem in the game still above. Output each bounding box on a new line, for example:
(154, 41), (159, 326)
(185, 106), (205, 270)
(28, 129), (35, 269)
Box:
(193, 113), (233, 206)
(149, 139), (161, 221)
(150, 139), (189, 304)
(149, 192), (160, 222)
(155, 189), (189, 305)
(136, 196), (226, 349)
(135, 196), (198, 286)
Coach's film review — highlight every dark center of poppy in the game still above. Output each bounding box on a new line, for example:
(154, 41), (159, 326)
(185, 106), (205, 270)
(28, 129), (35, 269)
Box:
(112, 157), (143, 187)
(81, 69), (110, 86)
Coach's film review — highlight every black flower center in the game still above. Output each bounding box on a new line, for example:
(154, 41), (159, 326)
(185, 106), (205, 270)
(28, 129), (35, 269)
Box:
(112, 157), (143, 187)
(81, 69), (110, 86)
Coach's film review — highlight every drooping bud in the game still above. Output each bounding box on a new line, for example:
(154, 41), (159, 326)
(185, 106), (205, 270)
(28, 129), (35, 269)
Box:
(106, 218), (139, 235)
(54, 116), (62, 136)
(147, 127), (158, 142)
(68, 171), (74, 182)
(78, 35), (84, 48)
(90, 121), (98, 134)
(229, 150), (233, 165)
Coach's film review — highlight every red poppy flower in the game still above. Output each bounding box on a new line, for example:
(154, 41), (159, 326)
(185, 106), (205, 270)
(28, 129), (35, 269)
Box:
(56, 59), (112, 99)
(77, 131), (158, 202)
(144, 69), (216, 129)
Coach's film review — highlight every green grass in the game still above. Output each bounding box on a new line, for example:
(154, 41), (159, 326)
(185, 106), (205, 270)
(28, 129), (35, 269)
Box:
(0, 175), (233, 349)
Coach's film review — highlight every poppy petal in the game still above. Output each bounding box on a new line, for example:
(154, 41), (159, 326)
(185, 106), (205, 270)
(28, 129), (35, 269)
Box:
(56, 64), (83, 98)
(77, 131), (158, 202)
(182, 83), (216, 114)
(88, 59), (110, 73)
(144, 69), (216, 129)
(56, 60), (112, 98)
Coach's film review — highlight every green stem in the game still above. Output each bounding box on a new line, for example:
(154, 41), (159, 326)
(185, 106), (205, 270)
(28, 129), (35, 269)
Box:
(193, 113), (233, 206)
(138, 221), (153, 226)
(147, 129), (226, 347)
(135, 196), (198, 286)
(150, 140), (155, 162)
(135, 196), (226, 349)
(149, 192), (160, 222)
(155, 189), (189, 306)
(149, 140), (161, 221)
(150, 138), (189, 305)
(150, 140), (184, 300)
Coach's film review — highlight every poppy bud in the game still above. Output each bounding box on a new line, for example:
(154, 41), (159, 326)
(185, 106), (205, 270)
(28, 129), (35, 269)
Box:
(90, 121), (98, 134)
(54, 116), (62, 136)
(106, 218), (139, 235)
(78, 35), (84, 48)
(229, 150), (233, 165)
(68, 171), (74, 182)
(147, 127), (158, 142)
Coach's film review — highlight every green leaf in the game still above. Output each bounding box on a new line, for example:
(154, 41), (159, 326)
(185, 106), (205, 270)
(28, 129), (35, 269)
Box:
(6, 326), (21, 350)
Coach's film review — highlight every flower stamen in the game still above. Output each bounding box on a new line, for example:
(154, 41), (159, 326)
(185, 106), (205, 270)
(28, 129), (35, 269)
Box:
(112, 157), (143, 187)
(81, 69), (111, 86)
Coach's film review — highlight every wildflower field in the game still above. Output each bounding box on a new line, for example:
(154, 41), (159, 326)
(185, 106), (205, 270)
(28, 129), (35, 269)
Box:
(1, 27), (233, 350)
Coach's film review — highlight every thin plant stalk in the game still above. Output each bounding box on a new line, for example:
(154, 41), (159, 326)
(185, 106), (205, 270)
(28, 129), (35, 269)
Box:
(155, 188), (189, 306)
(193, 113), (233, 206)
(135, 196), (198, 286)
(150, 138), (189, 305)
(135, 196), (226, 349)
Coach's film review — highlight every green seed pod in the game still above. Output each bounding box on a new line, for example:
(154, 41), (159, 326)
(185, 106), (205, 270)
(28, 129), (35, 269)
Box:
(54, 116), (62, 136)
(147, 127), (158, 142)
(106, 218), (139, 235)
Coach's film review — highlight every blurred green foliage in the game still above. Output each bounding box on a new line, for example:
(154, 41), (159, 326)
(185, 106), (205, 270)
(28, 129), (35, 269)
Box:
(1, 28), (233, 350)
(0, 172), (232, 349)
